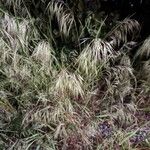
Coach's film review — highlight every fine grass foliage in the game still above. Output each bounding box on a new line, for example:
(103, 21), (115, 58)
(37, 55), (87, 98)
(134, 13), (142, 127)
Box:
(0, 2), (150, 150)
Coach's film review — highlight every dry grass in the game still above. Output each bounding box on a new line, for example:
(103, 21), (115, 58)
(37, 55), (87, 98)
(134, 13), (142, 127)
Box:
(135, 36), (150, 60)
(0, 2), (150, 150)
(47, 0), (75, 37)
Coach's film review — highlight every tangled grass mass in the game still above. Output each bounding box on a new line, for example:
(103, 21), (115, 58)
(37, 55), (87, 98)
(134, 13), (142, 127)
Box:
(0, 0), (150, 149)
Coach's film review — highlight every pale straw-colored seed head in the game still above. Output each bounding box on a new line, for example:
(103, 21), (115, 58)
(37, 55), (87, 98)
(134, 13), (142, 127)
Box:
(1, 14), (18, 37)
(32, 41), (54, 66)
(47, 0), (74, 37)
(54, 69), (84, 99)
(77, 38), (116, 75)
(135, 36), (150, 59)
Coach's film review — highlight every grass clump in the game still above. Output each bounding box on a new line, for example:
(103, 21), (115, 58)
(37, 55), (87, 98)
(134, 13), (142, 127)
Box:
(0, 1), (150, 150)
